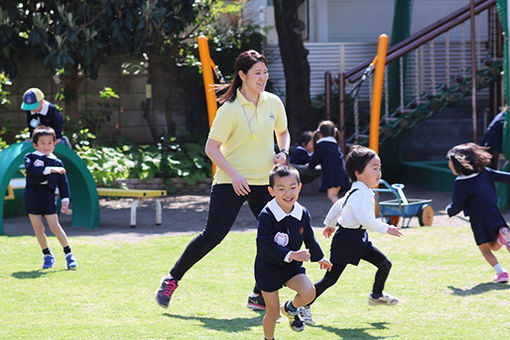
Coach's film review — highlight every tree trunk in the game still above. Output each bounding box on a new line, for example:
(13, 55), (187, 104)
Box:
(273, 0), (312, 137)
(145, 49), (166, 144)
(63, 66), (82, 120)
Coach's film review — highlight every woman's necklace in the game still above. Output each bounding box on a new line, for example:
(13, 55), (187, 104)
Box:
(241, 105), (258, 141)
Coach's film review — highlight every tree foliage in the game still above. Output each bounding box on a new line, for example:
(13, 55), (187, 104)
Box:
(0, 0), (202, 118)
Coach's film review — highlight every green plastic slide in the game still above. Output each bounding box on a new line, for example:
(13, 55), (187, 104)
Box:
(0, 142), (99, 234)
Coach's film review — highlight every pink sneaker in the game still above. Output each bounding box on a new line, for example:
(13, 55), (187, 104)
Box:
(498, 227), (510, 252)
(493, 271), (509, 283)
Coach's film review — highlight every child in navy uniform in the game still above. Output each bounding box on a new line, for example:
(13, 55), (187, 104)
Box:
(481, 110), (506, 169)
(290, 131), (321, 185)
(255, 165), (332, 340)
(308, 120), (350, 203)
(21, 88), (68, 146)
(25, 126), (77, 270)
(290, 131), (314, 165)
(299, 146), (402, 325)
(446, 143), (510, 283)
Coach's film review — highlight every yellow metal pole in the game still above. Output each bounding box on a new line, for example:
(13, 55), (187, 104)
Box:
(369, 34), (389, 154)
(197, 36), (218, 175)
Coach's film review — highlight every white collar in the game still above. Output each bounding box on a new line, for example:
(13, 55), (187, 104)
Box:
(351, 180), (373, 195)
(317, 136), (337, 144)
(268, 198), (304, 222)
(296, 145), (313, 156)
(31, 100), (49, 116)
(33, 150), (57, 159)
(456, 172), (480, 180)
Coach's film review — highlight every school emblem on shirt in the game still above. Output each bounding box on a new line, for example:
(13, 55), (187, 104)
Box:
(30, 118), (40, 128)
(299, 227), (304, 234)
(34, 159), (44, 167)
(274, 232), (289, 246)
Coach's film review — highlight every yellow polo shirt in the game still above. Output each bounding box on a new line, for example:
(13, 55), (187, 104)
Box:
(208, 89), (288, 185)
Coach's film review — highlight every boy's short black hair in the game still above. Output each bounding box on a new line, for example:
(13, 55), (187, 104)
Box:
(269, 164), (301, 187)
(345, 145), (377, 182)
(447, 142), (491, 175)
(32, 126), (56, 144)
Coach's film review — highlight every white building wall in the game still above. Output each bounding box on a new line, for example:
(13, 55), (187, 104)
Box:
(257, 0), (487, 43)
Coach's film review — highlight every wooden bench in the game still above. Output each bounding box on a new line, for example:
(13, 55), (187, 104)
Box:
(5, 178), (26, 200)
(96, 188), (167, 228)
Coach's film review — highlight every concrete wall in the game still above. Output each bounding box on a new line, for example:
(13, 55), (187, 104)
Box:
(0, 56), (205, 144)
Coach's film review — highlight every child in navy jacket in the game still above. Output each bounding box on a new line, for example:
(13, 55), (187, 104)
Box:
(25, 126), (77, 270)
(446, 143), (510, 283)
(21, 88), (68, 146)
(290, 131), (314, 165)
(255, 165), (332, 340)
(289, 131), (321, 185)
(309, 120), (350, 203)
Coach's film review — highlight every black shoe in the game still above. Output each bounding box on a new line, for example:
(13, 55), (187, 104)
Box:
(247, 294), (266, 310)
(155, 275), (178, 308)
(281, 301), (305, 332)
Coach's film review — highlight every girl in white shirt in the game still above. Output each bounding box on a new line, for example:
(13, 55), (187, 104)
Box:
(299, 145), (402, 324)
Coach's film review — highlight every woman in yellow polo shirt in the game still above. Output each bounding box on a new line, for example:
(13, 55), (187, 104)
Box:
(155, 50), (290, 310)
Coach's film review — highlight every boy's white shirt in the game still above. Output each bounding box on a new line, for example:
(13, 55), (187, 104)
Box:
(323, 181), (389, 234)
(267, 198), (325, 263)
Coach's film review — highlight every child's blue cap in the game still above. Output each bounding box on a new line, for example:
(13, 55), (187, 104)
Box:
(21, 88), (44, 111)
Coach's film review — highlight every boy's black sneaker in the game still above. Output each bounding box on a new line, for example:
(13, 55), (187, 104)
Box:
(247, 294), (266, 310)
(280, 301), (305, 332)
(155, 275), (178, 308)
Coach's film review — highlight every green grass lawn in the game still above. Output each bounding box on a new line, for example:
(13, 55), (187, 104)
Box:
(1, 225), (510, 339)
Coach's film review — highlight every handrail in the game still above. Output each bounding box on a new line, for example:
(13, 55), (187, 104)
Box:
(345, 0), (495, 83)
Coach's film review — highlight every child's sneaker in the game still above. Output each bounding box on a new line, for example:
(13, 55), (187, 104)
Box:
(498, 227), (510, 252)
(247, 294), (266, 311)
(368, 292), (399, 305)
(493, 271), (509, 283)
(280, 301), (305, 332)
(155, 275), (179, 308)
(298, 305), (315, 325)
(66, 253), (77, 269)
(42, 254), (55, 269)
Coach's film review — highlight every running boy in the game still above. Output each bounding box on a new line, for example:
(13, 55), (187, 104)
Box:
(255, 164), (332, 340)
(300, 145), (402, 325)
(24, 126), (77, 269)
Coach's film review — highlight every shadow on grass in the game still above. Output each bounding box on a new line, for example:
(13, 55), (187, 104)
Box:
(309, 321), (390, 339)
(163, 313), (263, 332)
(11, 269), (67, 279)
(447, 282), (510, 296)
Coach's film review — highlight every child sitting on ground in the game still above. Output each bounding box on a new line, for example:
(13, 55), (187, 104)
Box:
(24, 126), (77, 269)
(290, 131), (314, 165)
(446, 142), (510, 283)
(308, 120), (350, 203)
(255, 164), (332, 340)
(290, 131), (321, 185)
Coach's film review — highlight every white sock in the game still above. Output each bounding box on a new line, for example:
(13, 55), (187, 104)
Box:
(494, 263), (504, 274)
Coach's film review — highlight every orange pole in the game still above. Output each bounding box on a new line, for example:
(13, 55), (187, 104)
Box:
(198, 36), (218, 175)
(369, 34), (389, 154)
(197, 36), (218, 128)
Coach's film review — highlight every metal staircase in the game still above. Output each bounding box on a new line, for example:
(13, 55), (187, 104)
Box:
(347, 57), (502, 146)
